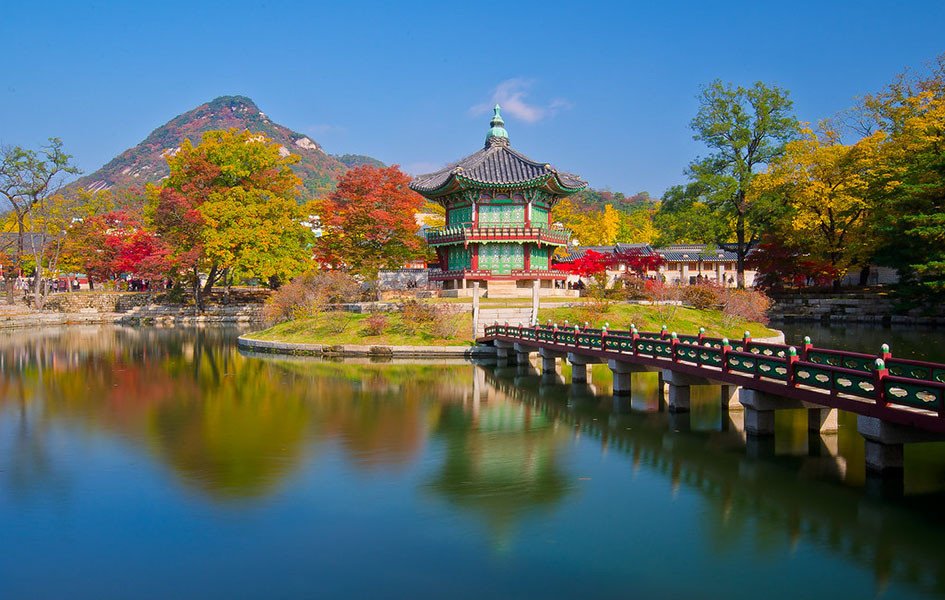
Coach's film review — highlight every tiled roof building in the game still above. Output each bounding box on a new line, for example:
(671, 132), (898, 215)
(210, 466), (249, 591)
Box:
(409, 106), (587, 297)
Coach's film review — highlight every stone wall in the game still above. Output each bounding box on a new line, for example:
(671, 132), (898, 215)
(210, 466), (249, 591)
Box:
(42, 292), (159, 313)
(769, 292), (945, 325)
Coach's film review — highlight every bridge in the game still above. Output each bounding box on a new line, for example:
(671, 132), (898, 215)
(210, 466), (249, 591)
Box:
(477, 322), (945, 477)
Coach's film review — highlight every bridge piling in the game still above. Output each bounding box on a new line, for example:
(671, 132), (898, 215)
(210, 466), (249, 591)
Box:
(857, 416), (945, 474)
(738, 389), (804, 436)
(721, 385), (741, 411)
(808, 408), (839, 434)
(568, 353), (602, 384)
(608, 360), (651, 396)
(539, 347), (566, 375)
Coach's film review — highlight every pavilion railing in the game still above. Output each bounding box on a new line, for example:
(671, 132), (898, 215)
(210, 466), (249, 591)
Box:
(426, 225), (570, 246)
(481, 323), (945, 419)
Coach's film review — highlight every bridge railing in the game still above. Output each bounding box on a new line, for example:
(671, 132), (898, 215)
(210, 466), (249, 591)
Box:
(482, 323), (945, 419)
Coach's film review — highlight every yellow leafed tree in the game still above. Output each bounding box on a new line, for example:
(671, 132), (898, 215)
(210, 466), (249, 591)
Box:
(752, 123), (885, 280)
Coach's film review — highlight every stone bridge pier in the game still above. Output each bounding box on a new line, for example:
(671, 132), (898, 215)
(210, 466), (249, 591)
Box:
(661, 369), (742, 414)
(608, 360), (653, 396)
(738, 389), (838, 437)
(567, 352), (603, 384)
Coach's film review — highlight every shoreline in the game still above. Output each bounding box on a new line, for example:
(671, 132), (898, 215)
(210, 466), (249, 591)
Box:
(236, 329), (786, 358)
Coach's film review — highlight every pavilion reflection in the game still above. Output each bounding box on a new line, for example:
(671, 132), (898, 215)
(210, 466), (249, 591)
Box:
(423, 366), (573, 550)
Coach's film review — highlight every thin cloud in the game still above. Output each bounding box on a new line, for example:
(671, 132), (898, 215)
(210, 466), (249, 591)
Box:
(470, 78), (569, 123)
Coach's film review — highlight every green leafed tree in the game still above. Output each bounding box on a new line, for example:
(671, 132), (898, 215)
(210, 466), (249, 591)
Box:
(684, 80), (799, 286)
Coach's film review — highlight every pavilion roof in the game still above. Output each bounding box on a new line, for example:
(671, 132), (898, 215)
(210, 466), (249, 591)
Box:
(409, 106), (587, 198)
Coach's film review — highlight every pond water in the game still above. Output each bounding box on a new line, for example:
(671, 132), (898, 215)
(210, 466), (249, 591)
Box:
(1, 325), (945, 599)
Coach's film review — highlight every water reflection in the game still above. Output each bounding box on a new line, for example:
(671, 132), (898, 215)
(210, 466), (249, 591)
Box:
(2, 326), (945, 598)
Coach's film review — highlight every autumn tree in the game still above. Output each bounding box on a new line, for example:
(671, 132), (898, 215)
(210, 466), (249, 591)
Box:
(0, 138), (79, 303)
(866, 56), (945, 296)
(149, 128), (311, 310)
(751, 124), (884, 286)
(64, 209), (170, 288)
(683, 80), (799, 286)
(552, 198), (620, 246)
(314, 165), (425, 295)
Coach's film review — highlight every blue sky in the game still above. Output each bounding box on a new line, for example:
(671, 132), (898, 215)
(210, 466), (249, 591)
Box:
(1, 0), (943, 197)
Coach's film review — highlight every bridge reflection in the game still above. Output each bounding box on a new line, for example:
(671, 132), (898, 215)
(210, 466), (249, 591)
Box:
(482, 358), (945, 596)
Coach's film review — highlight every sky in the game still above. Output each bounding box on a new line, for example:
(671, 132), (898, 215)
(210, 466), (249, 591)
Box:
(1, 0), (943, 197)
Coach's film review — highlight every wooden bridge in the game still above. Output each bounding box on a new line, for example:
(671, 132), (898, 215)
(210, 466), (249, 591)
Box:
(477, 322), (945, 476)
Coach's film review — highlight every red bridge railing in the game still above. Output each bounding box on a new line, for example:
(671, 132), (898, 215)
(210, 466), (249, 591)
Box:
(481, 323), (945, 422)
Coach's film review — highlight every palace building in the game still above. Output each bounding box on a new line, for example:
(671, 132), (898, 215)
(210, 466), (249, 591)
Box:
(409, 106), (587, 297)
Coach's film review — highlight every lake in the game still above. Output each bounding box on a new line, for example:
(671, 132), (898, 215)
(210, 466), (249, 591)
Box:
(1, 324), (944, 599)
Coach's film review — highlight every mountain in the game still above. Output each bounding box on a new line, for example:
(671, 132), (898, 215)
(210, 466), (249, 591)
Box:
(71, 95), (384, 198)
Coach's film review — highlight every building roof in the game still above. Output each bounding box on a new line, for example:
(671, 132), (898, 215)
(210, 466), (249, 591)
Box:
(409, 105), (587, 199)
(556, 243), (653, 263)
(656, 244), (737, 263)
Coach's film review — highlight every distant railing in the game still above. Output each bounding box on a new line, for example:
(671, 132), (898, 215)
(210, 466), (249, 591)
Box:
(426, 225), (570, 246)
(481, 323), (945, 423)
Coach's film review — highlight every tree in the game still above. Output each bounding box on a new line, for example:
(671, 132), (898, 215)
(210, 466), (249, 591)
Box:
(616, 207), (657, 244)
(19, 191), (108, 306)
(869, 66), (945, 295)
(314, 165), (425, 294)
(552, 198), (620, 246)
(653, 183), (730, 246)
(149, 128), (309, 310)
(751, 124), (884, 286)
(685, 80), (799, 286)
(64, 209), (171, 288)
(0, 138), (79, 303)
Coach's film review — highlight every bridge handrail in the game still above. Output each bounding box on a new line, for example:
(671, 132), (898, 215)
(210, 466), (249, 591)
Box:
(482, 323), (945, 422)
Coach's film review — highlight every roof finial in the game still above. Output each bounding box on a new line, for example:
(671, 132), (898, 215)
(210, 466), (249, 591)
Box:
(485, 104), (509, 146)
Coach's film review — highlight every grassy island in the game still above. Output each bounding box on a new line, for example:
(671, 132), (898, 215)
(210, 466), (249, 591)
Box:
(243, 302), (780, 347)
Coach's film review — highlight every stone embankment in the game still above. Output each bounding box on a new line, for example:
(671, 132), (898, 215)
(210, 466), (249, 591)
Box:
(769, 291), (945, 326)
(1, 292), (264, 330)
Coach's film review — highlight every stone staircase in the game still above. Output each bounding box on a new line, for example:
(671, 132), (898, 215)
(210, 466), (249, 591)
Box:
(484, 281), (520, 298)
(475, 306), (535, 337)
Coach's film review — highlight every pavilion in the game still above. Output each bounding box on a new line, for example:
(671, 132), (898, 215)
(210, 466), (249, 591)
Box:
(409, 106), (587, 297)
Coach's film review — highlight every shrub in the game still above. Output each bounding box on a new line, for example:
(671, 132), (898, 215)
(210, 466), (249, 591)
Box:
(682, 282), (723, 310)
(644, 280), (683, 323)
(399, 299), (438, 335)
(620, 275), (648, 300)
(364, 312), (388, 336)
(263, 270), (363, 324)
(719, 288), (772, 328)
(430, 304), (464, 339)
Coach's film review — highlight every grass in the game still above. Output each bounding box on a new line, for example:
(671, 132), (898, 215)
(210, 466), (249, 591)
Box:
(245, 311), (474, 346)
(246, 300), (779, 345)
(536, 302), (778, 339)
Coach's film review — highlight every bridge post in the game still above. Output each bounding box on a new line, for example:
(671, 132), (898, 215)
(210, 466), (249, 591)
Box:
(608, 360), (651, 396)
(721, 385), (741, 411)
(568, 353), (603, 384)
(738, 389), (804, 436)
(661, 369), (715, 413)
(513, 343), (537, 369)
(808, 408), (838, 434)
(857, 415), (945, 474)
(539, 347), (566, 375)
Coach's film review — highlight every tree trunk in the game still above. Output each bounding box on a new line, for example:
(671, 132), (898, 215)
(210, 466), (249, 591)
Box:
(4, 276), (12, 305)
(33, 272), (43, 310)
(858, 265), (871, 287)
(203, 264), (218, 295)
(88, 277), (94, 291)
(223, 268), (231, 305)
(193, 266), (203, 315)
(736, 212), (746, 289)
